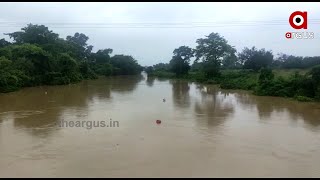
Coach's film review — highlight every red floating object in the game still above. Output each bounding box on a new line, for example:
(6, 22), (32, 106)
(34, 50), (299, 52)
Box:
(156, 120), (161, 124)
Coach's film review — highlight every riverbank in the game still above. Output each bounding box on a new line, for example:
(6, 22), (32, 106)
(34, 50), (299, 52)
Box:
(0, 74), (143, 94)
(148, 68), (320, 102)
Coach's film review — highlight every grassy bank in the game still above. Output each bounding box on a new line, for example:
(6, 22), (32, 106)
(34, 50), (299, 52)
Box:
(148, 68), (320, 102)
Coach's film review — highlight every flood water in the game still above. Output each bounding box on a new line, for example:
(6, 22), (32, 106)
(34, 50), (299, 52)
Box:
(1, 73), (320, 177)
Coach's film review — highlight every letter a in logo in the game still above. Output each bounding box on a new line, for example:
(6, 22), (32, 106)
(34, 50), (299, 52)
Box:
(289, 11), (308, 29)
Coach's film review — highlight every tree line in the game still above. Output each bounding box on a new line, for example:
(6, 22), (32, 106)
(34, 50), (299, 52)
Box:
(0, 24), (143, 93)
(146, 32), (320, 101)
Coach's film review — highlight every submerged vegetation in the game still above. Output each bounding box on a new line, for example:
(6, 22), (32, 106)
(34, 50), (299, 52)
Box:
(146, 32), (320, 102)
(0, 24), (143, 93)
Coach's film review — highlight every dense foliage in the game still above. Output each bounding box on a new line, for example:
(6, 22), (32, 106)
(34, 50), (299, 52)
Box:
(0, 24), (143, 93)
(146, 32), (320, 102)
(169, 46), (193, 77)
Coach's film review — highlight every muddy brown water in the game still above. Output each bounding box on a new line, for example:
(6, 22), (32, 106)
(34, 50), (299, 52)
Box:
(1, 73), (320, 177)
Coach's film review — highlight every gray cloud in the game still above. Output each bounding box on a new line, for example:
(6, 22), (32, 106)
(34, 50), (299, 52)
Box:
(0, 2), (319, 66)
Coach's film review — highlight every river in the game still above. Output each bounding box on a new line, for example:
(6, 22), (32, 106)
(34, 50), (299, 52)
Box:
(1, 73), (320, 177)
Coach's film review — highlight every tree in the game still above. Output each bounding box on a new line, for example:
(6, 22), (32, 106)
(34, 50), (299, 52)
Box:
(272, 54), (320, 69)
(169, 46), (194, 76)
(0, 24), (144, 92)
(110, 55), (142, 75)
(57, 53), (78, 75)
(194, 32), (236, 77)
(10, 44), (52, 76)
(6, 24), (59, 45)
(66, 32), (89, 48)
(90, 48), (114, 76)
(41, 38), (73, 56)
(222, 53), (240, 69)
(66, 32), (92, 60)
(145, 66), (154, 75)
(0, 39), (10, 48)
(0, 56), (29, 92)
(309, 66), (320, 99)
(255, 68), (275, 96)
(275, 53), (303, 69)
(238, 47), (274, 71)
(153, 63), (170, 71)
(95, 48), (113, 64)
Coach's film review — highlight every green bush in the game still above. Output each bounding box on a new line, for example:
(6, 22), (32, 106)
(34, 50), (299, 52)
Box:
(219, 70), (257, 90)
(295, 95), (313, 102)
(79, 61), (97, 79)
(188, 71), (206, 83)
(148, 70), (175, 78)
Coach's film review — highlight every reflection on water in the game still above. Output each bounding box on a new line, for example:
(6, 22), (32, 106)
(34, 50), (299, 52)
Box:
(107, 75), (144, 93)
(146, 76), (155, 87)
(194, 85), (234, 128)
(0, 75), (144, 138)
(1, 74), (320, 177)
(233, 92), (320, 129)
(170, 80), (191, 109)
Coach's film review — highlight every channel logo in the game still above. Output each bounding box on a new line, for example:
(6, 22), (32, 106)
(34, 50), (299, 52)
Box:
(289, 11), (307, 29)
(286, 11), (314, 40)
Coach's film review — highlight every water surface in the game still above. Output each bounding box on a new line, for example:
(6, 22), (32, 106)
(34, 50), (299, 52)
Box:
(1, 73), (320, 177)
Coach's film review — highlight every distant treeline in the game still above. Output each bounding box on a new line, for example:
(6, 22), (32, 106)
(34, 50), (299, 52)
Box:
(145, 33), (320, 102)
(0, 24), (143, 93)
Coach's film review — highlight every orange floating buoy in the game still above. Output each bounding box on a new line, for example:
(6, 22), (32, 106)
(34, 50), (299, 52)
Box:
(156, 120), (161, 124)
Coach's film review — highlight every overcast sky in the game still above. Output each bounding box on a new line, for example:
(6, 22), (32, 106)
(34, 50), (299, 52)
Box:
(0, 2), (319, 66)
